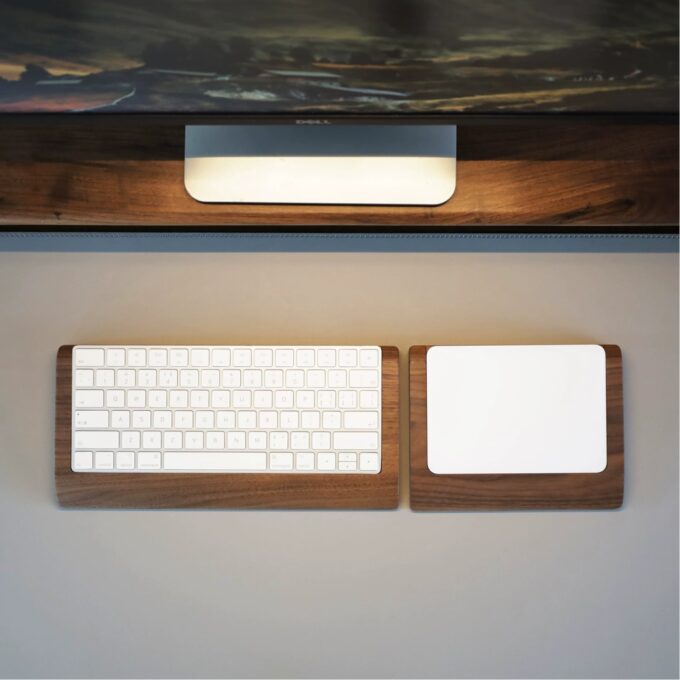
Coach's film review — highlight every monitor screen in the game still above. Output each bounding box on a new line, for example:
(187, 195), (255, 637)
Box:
(0, 0), (677, 115)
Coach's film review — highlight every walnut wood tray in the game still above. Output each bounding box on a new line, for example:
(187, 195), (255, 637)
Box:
(56, 345), (399, 509)
(409, 345), (624, 511)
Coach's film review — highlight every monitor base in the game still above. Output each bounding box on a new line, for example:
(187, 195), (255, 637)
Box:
(184, 124), (456, 206)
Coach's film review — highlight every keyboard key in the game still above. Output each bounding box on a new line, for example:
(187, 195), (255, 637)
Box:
(180, 370), (199, 387)
(185, 432), (204, 449)
(318, 452), (336, 470)
(259, 411), (277, 428)
(106, 348), (126, 367)
(189, 390), (208, 408)
(296, 391), (314, 408)
(201, 370), (220, 387)
(106, 390), (125, 407)
(164, 452), (266, 471)
(254, 349), (273, 367)
(142, 431), (161, 449)
(339, 390), (357, 408)
(360, 452), (380, 471)
(74, 410), (108, 428)
(75, 390), (104, 408)
(295, 452), (315, 470)
(75, 370), (94, 387)
(75, 348), (104, 367)
(254, 390), (273, 408)
(121, 431), (140, 449)
(322, 412), (341, 429)
(211, 390), (230, 407)
(149, 349), (168, 367)
(297, 349), (315, 367)
(138, 452), (161, 470)
(275, 349), (294, 367)
(349, 370), (379, 388)
(359, 390), (379, 409)
(270, 452), (293, 470)
(163, 431), (182, 449)
(328, 370), (347, 388)
(117, 370), (135, 387)
(73, 450), (93, 470)
(233, 349), (252, 367)
(317, 391), (336, 408)
(196, 411), (215, 429)
(159, 370), (178, 387)
(127, 390), (145, 407)
(95, 451), (114, 470)
(286, 370), (304, 387)
(339, 461), (357, 471)
(237, 411), (256, 429)
(149, 390), (167, 408)
(265, 370), (284, 388)
(212, 349), (230, 366)
(128, 349), (147, 366)
(280, 411), (299, 429)
(333, 432), (378, 450)
(270, 432), (288, 450)
(170, 349), (189, 366)
(291, 432), (310, 449)
(248, 432), (267, 449)
(360, 349), (380, 367)
(307, 370), (325, 388)
(138, 369), (156, 387)
(133, 411), (151, 428)
(227, 432), (246, 449)
(301, 411), (320, 429)
(206, 431), (225, 449)
(339, 349), (357, 367)
(243, 370), (262, 387)
(344, 412), (379, 429)
(169, 390), (188, 407)
(312, 432), (331, 450)
(74, 431), (119, 450)
(216, 411), (236, 428)
(232, 391), (251, 408)
(222, 370), (241, 387)
(111, 410), (130, 428)
(191, 348), (210, 367)
(274, 391), (293, 408)
(116, 451), (135, 470)
(152, 410), (172, 428)
(95, 369), (115, 387)
(317, 349), (336, 367)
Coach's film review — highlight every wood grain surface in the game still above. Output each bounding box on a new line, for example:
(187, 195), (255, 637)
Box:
(55, 345), (399, 509)
(409, 345), (624, 511)
(1, 121), (677, 229)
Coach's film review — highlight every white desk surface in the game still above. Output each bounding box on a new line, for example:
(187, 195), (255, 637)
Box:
(0, 235), (677, 679)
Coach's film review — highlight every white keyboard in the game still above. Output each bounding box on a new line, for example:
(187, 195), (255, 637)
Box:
(70, 345), (382, 474)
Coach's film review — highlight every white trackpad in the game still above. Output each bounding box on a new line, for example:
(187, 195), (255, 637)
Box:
(426, 345), (608, 475)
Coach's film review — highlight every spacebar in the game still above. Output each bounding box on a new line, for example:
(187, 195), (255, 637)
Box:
(164, 452), (267, 471)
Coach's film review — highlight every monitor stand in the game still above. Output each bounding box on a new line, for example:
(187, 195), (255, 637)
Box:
(184, 124), (456, 205)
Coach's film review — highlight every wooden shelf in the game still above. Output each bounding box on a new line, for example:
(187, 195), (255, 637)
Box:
(1, 120), (677, 230)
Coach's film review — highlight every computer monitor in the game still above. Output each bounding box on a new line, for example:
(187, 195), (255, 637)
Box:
(1, 0), (677, 204)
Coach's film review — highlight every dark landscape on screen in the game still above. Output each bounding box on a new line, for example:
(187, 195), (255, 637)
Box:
(0, 0), (677, 114)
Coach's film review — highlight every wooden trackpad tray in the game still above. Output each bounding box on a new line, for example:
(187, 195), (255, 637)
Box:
(409, 344), (623, 510)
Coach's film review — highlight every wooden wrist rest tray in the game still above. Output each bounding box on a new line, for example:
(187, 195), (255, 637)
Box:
(409, 345), (624, 511)
(55, 345), (399, 509)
